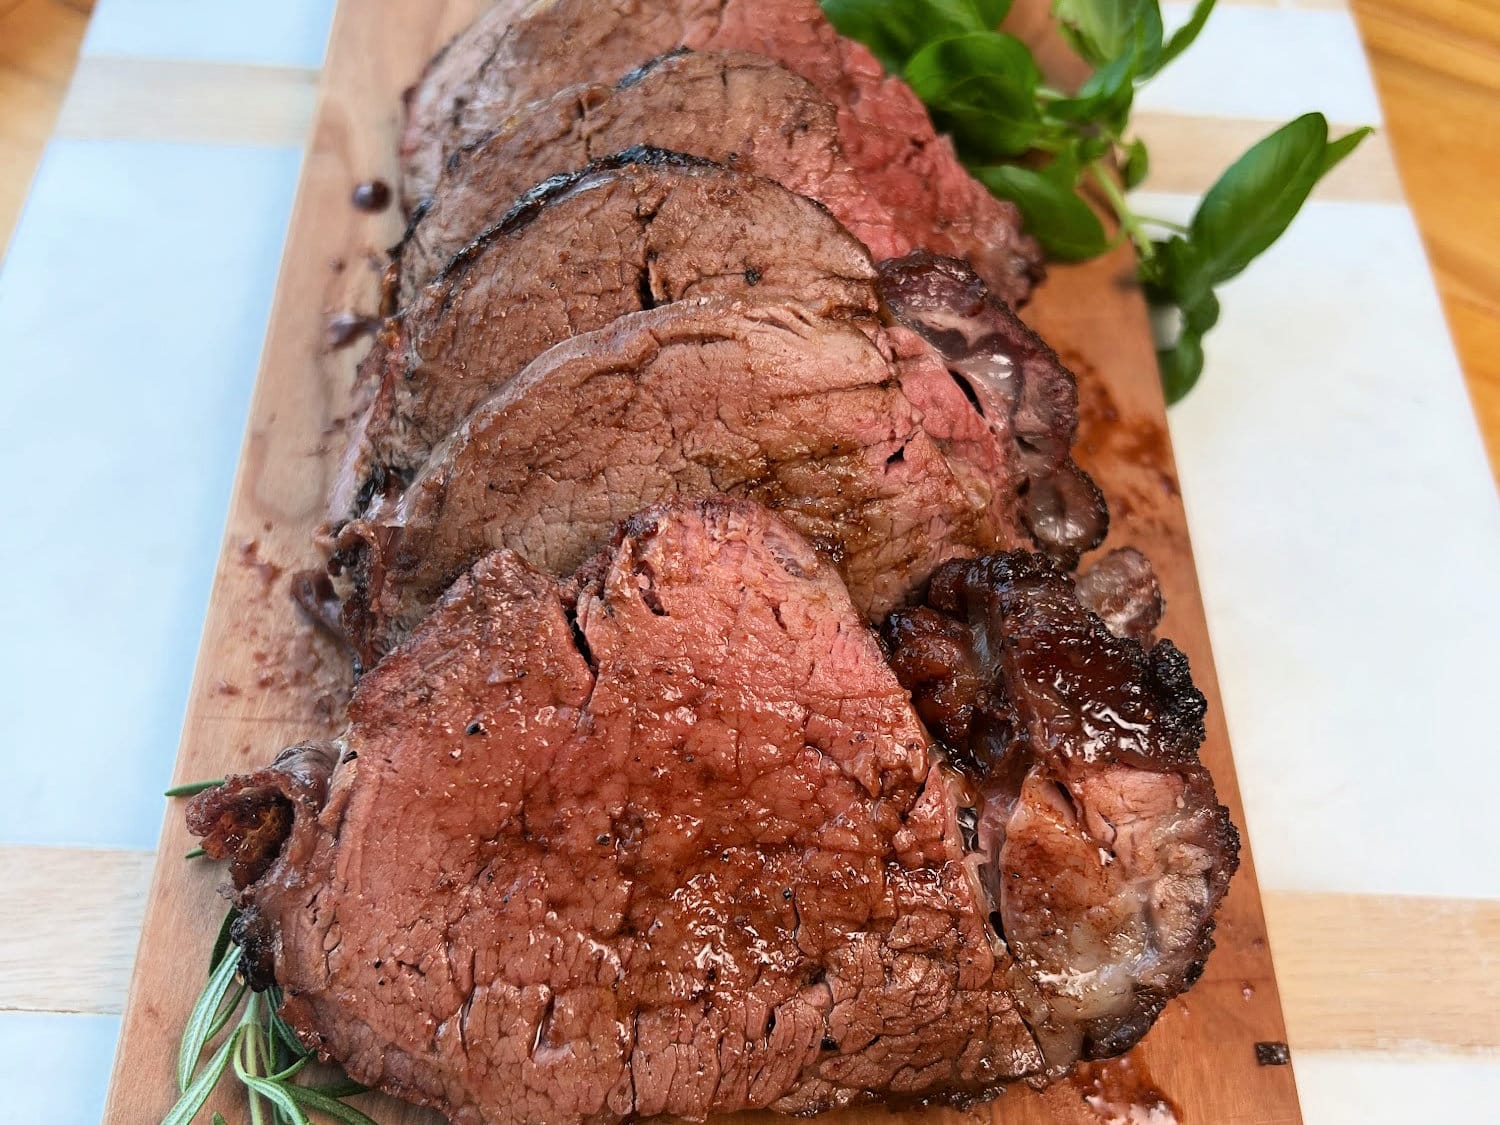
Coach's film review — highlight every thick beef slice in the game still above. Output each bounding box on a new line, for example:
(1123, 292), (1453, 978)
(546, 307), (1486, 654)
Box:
(400, 0), (1041, 304)
(398, 50), (901, 304)
(330, 151), (878, 525)
(336, 300), (1024, 663)
(884, 551), (1239, 1074)
(194, 500), (1045, 1125)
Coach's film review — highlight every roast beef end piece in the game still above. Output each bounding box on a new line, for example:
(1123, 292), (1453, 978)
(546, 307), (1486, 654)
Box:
(1076, 547), (1164, 642)
(186, 742), (340, 889)
(1021, 460), (1109, 567)
(884, 551), (1238, 1070)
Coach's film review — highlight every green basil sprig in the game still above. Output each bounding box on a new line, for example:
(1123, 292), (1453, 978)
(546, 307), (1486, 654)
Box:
(821, 0), (1371, 402)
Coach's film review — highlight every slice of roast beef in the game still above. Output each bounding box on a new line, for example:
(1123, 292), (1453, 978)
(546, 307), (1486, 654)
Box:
(335, 300), (1025, 664)
(884, 550), (1239, 1073)
(330, 150), (879, 527)
(400, 0), (1042, 304)
(396, 49), (902, 306)
(192, 500), (1048, 1123)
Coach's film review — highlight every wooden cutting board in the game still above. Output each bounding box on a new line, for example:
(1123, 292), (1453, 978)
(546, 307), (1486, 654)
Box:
(102, 1), (1302, 1121)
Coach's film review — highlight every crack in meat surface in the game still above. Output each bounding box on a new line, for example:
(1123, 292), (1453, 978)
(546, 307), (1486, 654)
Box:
(884, 551), (1239, 1074)
(192, 500), (1047, 1125)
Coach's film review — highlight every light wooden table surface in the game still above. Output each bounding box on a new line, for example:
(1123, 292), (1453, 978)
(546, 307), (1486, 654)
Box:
(1, 0), (1497, 1117)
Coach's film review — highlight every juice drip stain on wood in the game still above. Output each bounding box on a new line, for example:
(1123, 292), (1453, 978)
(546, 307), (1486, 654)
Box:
(1071, 1055), (1181, 1125)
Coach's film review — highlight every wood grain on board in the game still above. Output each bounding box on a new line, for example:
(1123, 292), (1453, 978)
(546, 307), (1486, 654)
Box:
(104, 1), (1300, 1121)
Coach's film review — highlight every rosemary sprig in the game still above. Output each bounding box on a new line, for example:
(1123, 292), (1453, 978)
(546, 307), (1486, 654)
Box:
(165, 778), (225, 798)
(162, 907), (375, 1125)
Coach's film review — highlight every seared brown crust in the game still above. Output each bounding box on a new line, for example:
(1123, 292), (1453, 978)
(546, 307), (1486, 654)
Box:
(875, 253), (1108, 566)
(884, 551), (1239, 1073)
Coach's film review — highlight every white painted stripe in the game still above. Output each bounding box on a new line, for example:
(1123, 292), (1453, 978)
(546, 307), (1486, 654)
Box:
(1142, 5), (1385, 126)
(0, 848), (153, 1014)
(83, 0), (337, 69)
(1134, 191), (1500, 899)
(0, 1012), (121, 1124)
(1296, 1051), (1500, 1125)
(0, 140), (301, 849)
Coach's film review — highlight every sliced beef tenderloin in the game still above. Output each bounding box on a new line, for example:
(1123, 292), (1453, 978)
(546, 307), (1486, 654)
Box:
(193, 499), (1047, 1124)
(330, 150), (879, 527)
(401, 0), (1041, 304)
(876, 251), (1109, 566)
(396, 49), (902, 306)
(336, 300), (1025, 664)
(884, 550), (1239, 1075)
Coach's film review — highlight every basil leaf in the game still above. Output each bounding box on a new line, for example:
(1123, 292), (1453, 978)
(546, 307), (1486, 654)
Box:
(1159, 329), (1205, 403)
(1189, 112), (1328, 285)
(1320, 125), (1375, 176)
(820, 0), (1005, 71)
(905, 33), (1045, 158)
(1053, 0), (1162, 69)
(1182, 289), (1220, 335)
(1045, 46), (1137, 127)
(1147, 0), (1216, 76)
(1142, 235), (1208, 310)
(975, 164), (1110, 260)
(1122, 137), (1149, 189)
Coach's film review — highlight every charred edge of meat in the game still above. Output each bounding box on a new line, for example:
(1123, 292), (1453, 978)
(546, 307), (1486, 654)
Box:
(383, 197), (436, 315)
(616, 45), (693, 89)
(433, 146), (723, 290)
(187, 742), (339, 891)
(884, 550), (1238, 1068)
(290, 568), (349, 647)
(1020, 460), (1108, 567)
(876, 251), (1097, 566)
(1075, 547), (1164, 643)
